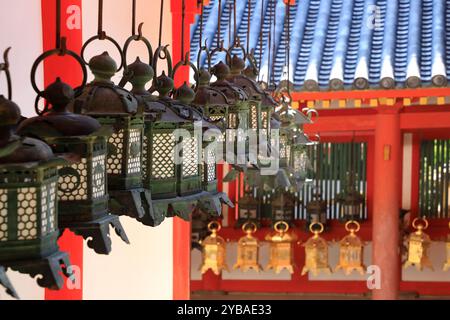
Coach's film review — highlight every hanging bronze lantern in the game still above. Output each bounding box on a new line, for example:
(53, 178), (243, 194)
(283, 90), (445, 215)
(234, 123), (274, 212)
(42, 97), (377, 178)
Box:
(233, 222), (262, 272)
(0, 49), (72, 289)
(444, 222), (450, 271)
(335, 221), (366, 275)
(69, 0), (151, 222)
(306, 192), (327, 230)
(18, 41), (129, 254)
(191, 207), (214, 251)
(265, 221), (297, 274)
(237, 190), (259, 227)
(301, 222), (332, 276)
(200, 221), (228, 275)
(271, 191), (296, 223)
(0, 266), (18, 299)
(403, 217), (433, 271)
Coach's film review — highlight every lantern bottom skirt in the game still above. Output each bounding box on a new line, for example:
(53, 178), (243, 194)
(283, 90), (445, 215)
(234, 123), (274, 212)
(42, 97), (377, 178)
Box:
(61, 214), (130, 255)
(0, 251), (72, 291)
(0, 266), (19, 299)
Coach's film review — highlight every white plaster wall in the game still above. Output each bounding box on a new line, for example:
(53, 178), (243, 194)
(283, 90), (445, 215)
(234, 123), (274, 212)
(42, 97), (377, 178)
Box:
(82, 217), (174, 300)
(0, 0), (43, 116)
(0, 0), (46, 300)
(81, 0), (175, 300)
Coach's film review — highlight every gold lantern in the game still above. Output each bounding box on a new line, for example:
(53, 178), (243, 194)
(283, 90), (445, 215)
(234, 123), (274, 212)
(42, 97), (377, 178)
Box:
(301, 223), (332, 276)
(233, 222), (262, 272)
(265, 221), (297, 274)
(200, 221), (229, 275)
(335, 221), (366, 275)
(403, 217), (433, 271)
(444, 222), (450, 272)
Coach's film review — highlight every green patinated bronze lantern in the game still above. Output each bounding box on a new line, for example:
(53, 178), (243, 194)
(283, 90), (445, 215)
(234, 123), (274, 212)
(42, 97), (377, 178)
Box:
(18, 70), (129, 254)
(306, 191), (327, 229)
(210, 57), (250, 166)
(271, 191), (296, 224)
(237, 190), (260, 227)
(0, 51), (72, 289)
(336, 172), (365, 222)
(69, 51), (151, 221)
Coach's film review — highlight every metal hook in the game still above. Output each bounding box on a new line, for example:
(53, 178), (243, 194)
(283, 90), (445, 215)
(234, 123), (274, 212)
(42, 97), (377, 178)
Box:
(0, 47), (12, 100)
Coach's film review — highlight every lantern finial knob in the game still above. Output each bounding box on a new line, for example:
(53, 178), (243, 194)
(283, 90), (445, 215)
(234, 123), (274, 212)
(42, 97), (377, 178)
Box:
(89, 51), (118, 83)
(43, 77), (75, 112)
(211, 61), (230, 81)
(174, 82), (195, 104)
(155, 71), (174, 97)
(128, 56), (154, 95)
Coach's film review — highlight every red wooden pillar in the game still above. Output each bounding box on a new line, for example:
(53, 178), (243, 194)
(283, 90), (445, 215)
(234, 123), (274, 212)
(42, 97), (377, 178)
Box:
(170, 0), (200, 300)
(41, 0), (84, 300)
(372, 106), (402, 300)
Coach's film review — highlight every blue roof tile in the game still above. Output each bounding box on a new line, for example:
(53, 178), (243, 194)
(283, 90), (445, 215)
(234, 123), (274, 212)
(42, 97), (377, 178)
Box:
(190, 0), (450, 90)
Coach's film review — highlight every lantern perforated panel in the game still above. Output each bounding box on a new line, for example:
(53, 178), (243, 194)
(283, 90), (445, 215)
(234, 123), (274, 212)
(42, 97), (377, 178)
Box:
(250, 105), (258, 129)
(228, 114), (237, 129)
(293, 151), (308, 172)
(107, 131), (124, 175)
(280, 135), (289, 159)
(0, 189), (7, 241)
(127, 129), (141, 174)
(17, 188), (38, 240)
(152, 133), (175, 179)
(205, 148), (216, 182)
(41, 182), (57, 235)
(92, 154), (106, 199)
(142, 135), (148, 179)
(182, 135), (200, 178)
(261, 111), (269, 129)
(58, 159), (88, 201)
(209, 115), (224, 121)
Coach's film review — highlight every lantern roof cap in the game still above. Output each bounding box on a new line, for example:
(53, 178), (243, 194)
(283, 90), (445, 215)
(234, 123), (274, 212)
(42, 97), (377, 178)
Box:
(174, 82), (195, 104)
(18, 78), (101, 137)
(230, 55), (246, 74)
(0, 95), (21, 127)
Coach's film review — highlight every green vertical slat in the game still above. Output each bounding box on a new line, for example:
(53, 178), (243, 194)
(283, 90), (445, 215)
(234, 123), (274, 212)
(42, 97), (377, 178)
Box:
(324, 143), (330, 219)
(445, 140), (450, 218)
(437, 140), (444, 218)
(423, 141), (429, 217)
(419, 142), (425, 215)
(433, 140), (439, 217)
(362, 143), (367, 219)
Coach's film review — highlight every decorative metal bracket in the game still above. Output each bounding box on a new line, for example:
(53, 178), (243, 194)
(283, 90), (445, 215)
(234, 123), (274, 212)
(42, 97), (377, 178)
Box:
(65, 214), (130, 255)
(3, 251), (73, 290)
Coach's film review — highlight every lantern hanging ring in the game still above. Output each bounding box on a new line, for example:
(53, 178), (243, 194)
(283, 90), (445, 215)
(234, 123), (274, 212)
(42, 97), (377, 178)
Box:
(274, 221), (290, 233)
(172, 51), (199, 86)
(309, 222), (325, 235)
(208, 221), (222, 232)
(229, 38), (246, 60)
(197, 40), (211, 72)
(302, 107), (319, 123)
(412, 217), (429, 231)
(122, 0), (153, 68)
(30, 45), (88, 115)
(0, 47), (12, 100)
(345, 220), (361, 234)
(152, 45), (173, 78)
(210, 45), (232, 66)
(80, 0), (124, 71)
(242, 221), (258, 234)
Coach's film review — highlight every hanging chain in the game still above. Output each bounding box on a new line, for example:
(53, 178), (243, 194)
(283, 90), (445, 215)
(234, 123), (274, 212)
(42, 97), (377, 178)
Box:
(181, 0), (186, 61)
(258, 0), (264, 79)
(217, 0), (222, 48)
(158, 0), (164, 48)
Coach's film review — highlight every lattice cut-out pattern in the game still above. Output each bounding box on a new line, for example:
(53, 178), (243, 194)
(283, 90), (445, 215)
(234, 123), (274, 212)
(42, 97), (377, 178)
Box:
(142, 135), (148, 180)
(127, 129), (142, 174)
(209, 115), (224, 121)
(205, 148), (216, 182)
(261, 111), (269, 129)
(0, 189), (8, 241)
(182, 135), (200, 178)
(228, 113), (237, 129)
(280, 135), (291, 160)
(250, 105), (258, 129)
(58, 159), (88, 201)
(17, 188), (38, 240)
(92, 154), (106, 199)
(151, 133), (175, 179)
(107, 131), (124, 175)
(41, 182), (57, 235)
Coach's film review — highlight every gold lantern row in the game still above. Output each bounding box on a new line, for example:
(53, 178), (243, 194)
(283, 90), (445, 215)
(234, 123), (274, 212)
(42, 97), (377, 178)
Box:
(199, 221), (368, 276)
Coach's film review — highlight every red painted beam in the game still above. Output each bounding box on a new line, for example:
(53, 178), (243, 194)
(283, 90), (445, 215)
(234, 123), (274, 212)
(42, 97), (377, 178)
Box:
(400, 111), (450, 130)
(292, 87), (450, 101)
